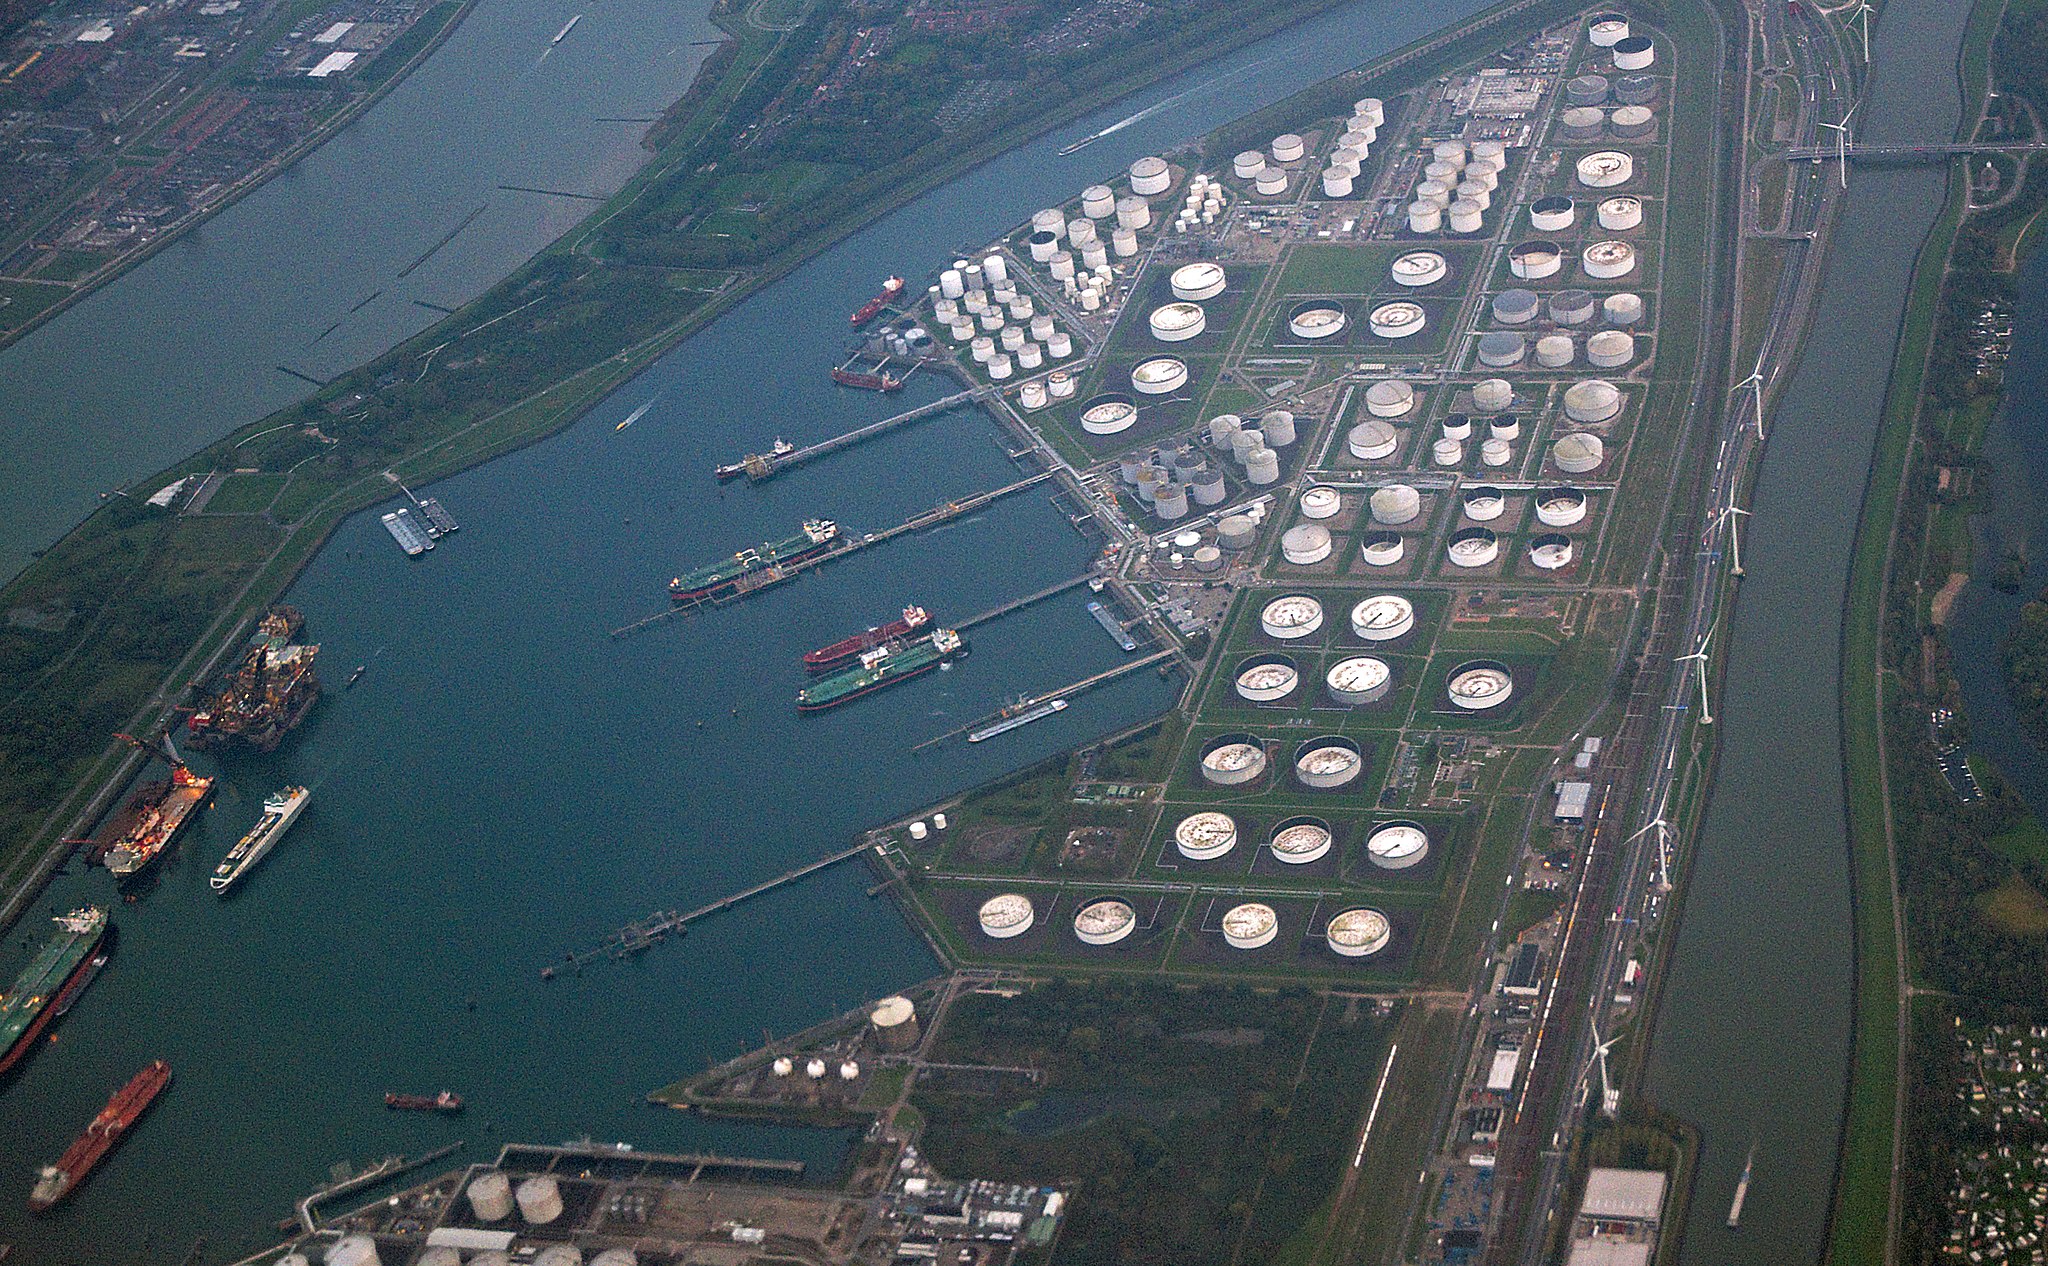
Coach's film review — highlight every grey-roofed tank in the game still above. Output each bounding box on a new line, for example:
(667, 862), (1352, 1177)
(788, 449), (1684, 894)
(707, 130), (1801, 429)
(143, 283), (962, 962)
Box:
(1365, 379), (1414, 417)
(1370, 483), (1421, 525)
(1563, 379), (1623, 423)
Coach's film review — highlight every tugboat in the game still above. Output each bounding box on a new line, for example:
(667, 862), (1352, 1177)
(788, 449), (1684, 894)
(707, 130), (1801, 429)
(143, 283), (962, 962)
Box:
(385, 1091), (463, 1113)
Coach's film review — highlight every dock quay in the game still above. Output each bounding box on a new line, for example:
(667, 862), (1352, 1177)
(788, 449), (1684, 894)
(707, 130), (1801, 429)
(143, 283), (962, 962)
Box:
(548, 841), (876, 973)
(912, 648), (1176, 750)
(718, 388), (987, 482)
(295, 1142), (463, 1232)
(609, 469), (1057, 638)
(496, 1142), (806, 1183)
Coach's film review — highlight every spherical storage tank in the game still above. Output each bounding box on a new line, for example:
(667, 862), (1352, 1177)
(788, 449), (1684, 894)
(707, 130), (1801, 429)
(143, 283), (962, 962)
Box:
(1549, 289), (1598, 326)
(517, 1175), (564, 1224)
(1176, 811), (1239, 860)
(1464, 485), (1506, 521)
(1566, 73), (1610, 107)
(1080, 394), (1137, 435)
(1473, 378), (1514, 413)
(1493, 288), (1540, 325)
(1408, 201), (1444, 234)
(1351, 594), (1415, 641)
(1478, 331), (1526, 368)
(1171, 262), (1226, 301)
(1583, 240), (1637, 279)
(1446, 526), (1499, 568)
(1369, 302), (1426, 340)
(1327, 908), (1393, 957)
(1130, 154), (1172, 194)
(1366, 378), (1414, 418)
(1560, 106), (1605, 142)
(1604, 292), (1645, 326)
(1370, 483), (1421, 525)
(1074, 898), (1137, 945)
(1349, 420), (1399, 460)
(1296, 736), (1363, 788)
(1537, 486), (1590, 526)
(1290, 301), (1349, 340)
(1448, 660), (1515, 710)
(1262, 594), (1324, 638)
(1201, 733), (1268, 786)
(1270, 816), (1335, 864)
(1223, 902), (1278, 949)
(1552, 432), (1607, 474)
(1282, 524), (1333, 565)
(1132, 357), (1188, 395)
(1611, 105), (1655, 139)
(1149, 302), (1206, 343)
(1327, 655), (1392, 705)
(979, 893), (1035, 938)
(1360, 530), (1405, 567)
(1598, 196), (1644, 230)
(1530, 532), (1575, 570)
(1577, 151), (1634, 188)
(1511, 241), (1563, 280)
(1535, 334), (1575, 369)
(1272, 132), (1306, 163)
(469, 1170), (515, 1221)
(1613, 34), (1655, 71)
(1564, 378), (1623, 423)
(1392, 250), (1449, 287)
(1588, 330), (1636, 368)
(1530, 196), (1576, 231)
(1367, 820), (1431, 869)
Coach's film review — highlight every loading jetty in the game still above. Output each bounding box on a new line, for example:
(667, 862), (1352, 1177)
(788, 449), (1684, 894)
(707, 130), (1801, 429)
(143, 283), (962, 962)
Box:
(296, 1142), (462, 1232)
(911, 648), (1177, 751)
(716, 388), (987, 482)
(547, 841), (876, 973)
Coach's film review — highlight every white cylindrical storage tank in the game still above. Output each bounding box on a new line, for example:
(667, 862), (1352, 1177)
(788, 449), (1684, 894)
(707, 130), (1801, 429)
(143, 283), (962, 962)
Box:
(978, 893), (1034, 939)
(1337, 128), (1372, 154)
(1289, 301), (1348, 341)
(1549, 289), (1598, 325)
(1564, 378), (1623, 423)
(1462, 164), (1499, 192)
(418, 1249), (464, 1266)
(982, 254), (1009, 285)
(1477, 331), (1525, 368)
(1208, 412), (1243, 444)
(1493, 288), (1540, 326)
(1537, 486), (1590, 527)
(1349, 420), (1399, 460)
(1464, 485), (1507, 521)
(1481, 437), (1513, 467)
(1130, 155), (1171, 195)
(1246, 446), (1280, 485)
(1029, 313), (1055, 341)
(1408, 201), (1444, 233)
(1351, 594), (1414, 641)
(1149, 302), (1206, 343)
(1000, 325), (1025, 351)
(1510, 241), (1562, 280)
(1354, 97), (1384, 126)
(591, 1253), (640, 1266)
(987, 355), (1014, 381)
(1432, 139), (1468, 167)
(1272, 133), (1306, 163)
(1192, 543), (1224, 570)
(535, 1247), (583, 1266)
(1081, 184), (1115, 219)
(1587, 330), (1636, 368)
(1449, 661), (1515, 711)
(1441, 413), (1472, 441)
(1611, 105), (1655, 139)
(1073, 898), (1137, 945)
(517, 1175), (564, 1224)
(1234, 149), (1267, 179)
(1081, 243), (1108, 271)
(1067, 217), (1097, 246)
(1604, 292), (1645, 326)
(1330, 147), (1362, 174)
(1261, 594), (1324, 639)
(468, 1170), (515, 1221)
(1583, 240), (1637, 279)
(940, 269), (965, 299)
(1223, 902), (1278, 950)
(970, 335), (994, 363)
(1322, 170), (1355, 198)
(329, 1237), (381, 1266)
(1359, 530), (1404, 567)
(1366, 379), (1414, 417)
(1171, 262), (1226, 301)
(1613, 34), (1655, 71)
(1116, 195), (1151, 229)
(1047, 330), (1074, 358)
(1017, 344), (1044, 371)
(1271, 817), (1335, 864)
(1589, 13), (1629, 45)
(1201, 734), (1268, 785)
(1370, 483), (1421, 525)
(1432, 436), (1464, 466)
(1416, 179), (1453, 208)
(1230, 427), (1261, 461)
(1530, 196), (1576, 231)
(1235, 654), (1299, 703)
(1109, 226), (1139, 255)
(1295, 738), (1363, 789)
(1049, 250), (1075, 281)
(1392, 250), (1449, 287)
(978, 309), (1004, 332)
(1530, 532), (1575, 571)
(1424, 159), (1461, 186)
(1282, 524), (1333, 565)
(1191, 465), (1226, 506)
(1326, 655), (1392, 705)
(1535, 334), (1575, 368)
(1455, 181), (1492, 211)
(1027, 230), (1060, 262)
(1367, 821), (1431, 870)
(1019, 380), (1047, 410)
(963, 263), (984, 293)
(1369, 301), (1426, 339)
(1327, 908), (1392, 957)
(1262, 409), (1296, 446)
(1446, 526), (1499, 568)
(1048, 368), (1076, 397)
(1472, 139), (1506, 164)
(1488, 413), (1521, 440)
(1217, 514), (1256, 550)
(948, 320), (974, 343)
(1598, 196), (1644, 230)
(1577, 151), (1635, 188)
(1255, 169), (1288, 196)
(1154, 483), (1189, 520)
(1301, 485), (1342, 519)
(1132, 357), (1188, 395)
(1473, 378), (1514, 412)
(1031, 207), (1064, 236)
(1552, 432), (1607, 473)
(1176, 811), (1238, 860)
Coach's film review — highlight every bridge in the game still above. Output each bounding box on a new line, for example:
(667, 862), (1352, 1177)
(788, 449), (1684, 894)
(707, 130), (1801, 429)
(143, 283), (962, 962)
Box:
(1783, 140), (2048, 161)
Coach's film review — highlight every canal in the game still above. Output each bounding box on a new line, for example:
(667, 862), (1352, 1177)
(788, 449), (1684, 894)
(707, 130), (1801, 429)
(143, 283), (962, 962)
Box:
(0, 0), (1501, 1259)
(1643, 2), (1975, 1264)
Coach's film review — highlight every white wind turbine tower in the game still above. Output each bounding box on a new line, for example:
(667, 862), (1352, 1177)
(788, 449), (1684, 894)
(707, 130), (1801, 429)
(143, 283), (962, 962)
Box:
(1623, 810), (1676, 891)
(1819, 102), (1858, 188)
(1589, 1019), (1622, 1117)
(1720, 497), (1752, 578)
(1678, 622), (1716, 725)
(1735, 353), (1768, 439)
(1854, 1), (1874, 63)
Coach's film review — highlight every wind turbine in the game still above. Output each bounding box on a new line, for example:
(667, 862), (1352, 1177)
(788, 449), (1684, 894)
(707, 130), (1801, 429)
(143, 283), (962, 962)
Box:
(1819, 102), (1858, 188)
(1622, 811), (1676, 890)
(1734, 355), (1767, 439)
(1678, 622), (1716, 725)
(1854, 1), (1874, 64)
(1588, 1019), (1621, 1117)
(1720, 497), (1752, 578)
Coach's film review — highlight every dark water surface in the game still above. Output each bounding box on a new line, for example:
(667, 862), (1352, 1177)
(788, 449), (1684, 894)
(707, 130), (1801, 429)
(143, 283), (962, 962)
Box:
(0, 0), (1504, 1259)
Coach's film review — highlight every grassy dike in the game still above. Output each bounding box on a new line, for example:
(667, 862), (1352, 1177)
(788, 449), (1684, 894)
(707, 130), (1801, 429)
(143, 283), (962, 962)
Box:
(1827, 2), (2001, 1260)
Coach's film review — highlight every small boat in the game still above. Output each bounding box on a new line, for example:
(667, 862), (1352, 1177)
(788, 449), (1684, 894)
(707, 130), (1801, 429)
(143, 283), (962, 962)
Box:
(1727, 1142), (1755, 1227)
(615, 398), (655, 432)
(51, 952), (109, 1018)
(550, 13), (581, 44)
(346, 665), (366, 688)
(385, 1091), (463, 1113)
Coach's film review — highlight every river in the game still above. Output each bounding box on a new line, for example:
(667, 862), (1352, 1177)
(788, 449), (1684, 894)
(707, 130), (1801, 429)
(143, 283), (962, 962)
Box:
(0, 0), (1503, 1259)
(1643, 3), (1975, 1263)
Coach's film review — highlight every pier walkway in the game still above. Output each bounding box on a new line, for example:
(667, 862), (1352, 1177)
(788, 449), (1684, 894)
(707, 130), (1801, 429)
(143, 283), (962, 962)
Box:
(721, 388), (987, 481)
(950, 572), (1097, 632)
(912, 647), (1176, 750)
(550, 841), (875, 972)
(296, 1142), (462, 1232)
